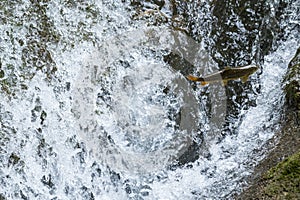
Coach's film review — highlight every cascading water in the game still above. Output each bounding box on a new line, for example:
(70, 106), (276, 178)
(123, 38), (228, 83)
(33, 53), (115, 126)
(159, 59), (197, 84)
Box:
(0, 0), (299, 199)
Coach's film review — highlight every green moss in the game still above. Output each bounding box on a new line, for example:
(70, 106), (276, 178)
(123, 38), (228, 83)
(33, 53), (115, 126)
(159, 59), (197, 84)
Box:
(288, 47), (300, 67)
(284, 78), (300, 110)
(263, 151), (300, 199)
(284, 63), (300, 83)
(283, 48), (300, 114)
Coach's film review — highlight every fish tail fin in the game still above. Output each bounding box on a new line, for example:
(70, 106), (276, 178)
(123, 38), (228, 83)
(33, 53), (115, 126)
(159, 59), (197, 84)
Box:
(186, 75), (201, 82)
(200, 81), (208, 86)
(187, 75), (208, 86)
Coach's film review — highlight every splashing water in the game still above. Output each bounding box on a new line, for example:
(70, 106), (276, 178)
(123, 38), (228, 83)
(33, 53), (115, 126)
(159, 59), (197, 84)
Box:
(0, 0), (299, 199)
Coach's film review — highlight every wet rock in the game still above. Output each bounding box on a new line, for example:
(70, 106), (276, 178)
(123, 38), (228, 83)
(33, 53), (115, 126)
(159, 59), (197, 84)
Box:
(0, 194), (5, 200)
(41, 174), (55, 189)
(236, 47), (300, 199)
(0, 70), (4, 79)
(284, 47), (300, 114)
(8, 153), (20, 166)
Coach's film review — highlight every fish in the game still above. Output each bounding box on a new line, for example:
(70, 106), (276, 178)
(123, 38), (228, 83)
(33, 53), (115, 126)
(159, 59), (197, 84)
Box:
(187, 65), (259, 86)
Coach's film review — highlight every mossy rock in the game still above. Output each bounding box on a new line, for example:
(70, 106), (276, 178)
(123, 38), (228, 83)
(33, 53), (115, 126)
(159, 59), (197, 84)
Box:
(263, 151), (300, 199)
(237, 46), (300, 200)
(284, 78), (300, 110)
(288, 47), (300, 67)
(284, 47), (300, 112)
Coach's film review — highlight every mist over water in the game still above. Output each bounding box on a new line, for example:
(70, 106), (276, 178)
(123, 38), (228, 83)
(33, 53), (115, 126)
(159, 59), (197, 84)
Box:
(0, 0), (299, 199)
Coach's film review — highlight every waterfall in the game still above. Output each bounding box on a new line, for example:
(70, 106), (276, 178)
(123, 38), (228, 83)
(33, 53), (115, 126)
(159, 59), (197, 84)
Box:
(0, 0), (299, 199)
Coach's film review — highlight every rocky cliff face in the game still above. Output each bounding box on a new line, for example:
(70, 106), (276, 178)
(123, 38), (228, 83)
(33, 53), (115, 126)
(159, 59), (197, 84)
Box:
(237, 47), (300, 199)
(285, 47), (300, 115)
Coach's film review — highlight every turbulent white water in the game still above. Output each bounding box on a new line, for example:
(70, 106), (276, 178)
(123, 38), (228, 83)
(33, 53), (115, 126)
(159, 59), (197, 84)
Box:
(0, 0), (299, 199)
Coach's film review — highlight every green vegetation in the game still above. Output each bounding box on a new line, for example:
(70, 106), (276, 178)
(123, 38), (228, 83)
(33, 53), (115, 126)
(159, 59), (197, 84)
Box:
(263, 151), (300, 199)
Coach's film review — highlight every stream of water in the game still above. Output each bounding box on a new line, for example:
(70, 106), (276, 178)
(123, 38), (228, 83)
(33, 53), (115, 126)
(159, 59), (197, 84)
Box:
(0, 0), (299, 199)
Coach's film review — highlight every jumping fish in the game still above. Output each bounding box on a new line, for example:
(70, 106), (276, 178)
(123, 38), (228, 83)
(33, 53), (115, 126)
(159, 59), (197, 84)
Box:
(187, 65), (259, 86)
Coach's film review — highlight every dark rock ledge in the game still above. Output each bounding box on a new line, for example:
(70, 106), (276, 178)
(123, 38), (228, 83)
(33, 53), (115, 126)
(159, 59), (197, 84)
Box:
(236, 47), (300, 199)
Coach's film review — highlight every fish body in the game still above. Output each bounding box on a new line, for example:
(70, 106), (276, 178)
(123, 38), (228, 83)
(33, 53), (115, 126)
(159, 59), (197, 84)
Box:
(187, 65), (258, 86)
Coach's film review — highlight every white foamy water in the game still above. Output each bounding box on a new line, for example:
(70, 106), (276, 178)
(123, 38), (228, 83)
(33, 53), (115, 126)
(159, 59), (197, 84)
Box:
(0, 0), (299, 199)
